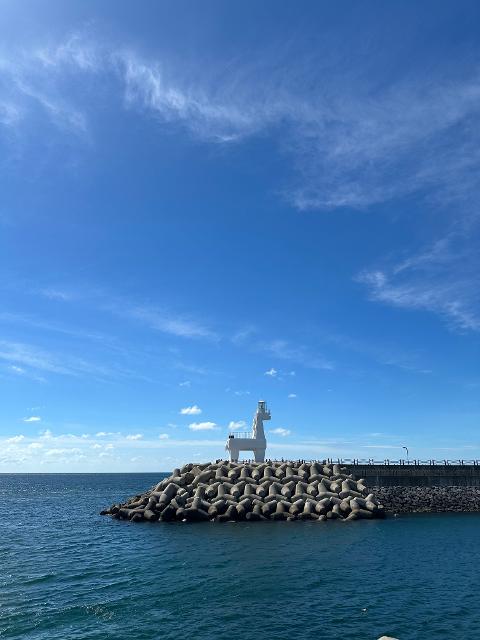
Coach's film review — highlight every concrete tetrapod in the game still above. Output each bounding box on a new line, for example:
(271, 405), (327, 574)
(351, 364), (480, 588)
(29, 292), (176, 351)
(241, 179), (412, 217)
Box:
(101, 461), (386, 523)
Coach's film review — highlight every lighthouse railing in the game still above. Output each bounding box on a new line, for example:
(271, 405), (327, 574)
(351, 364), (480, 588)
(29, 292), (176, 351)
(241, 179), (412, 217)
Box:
(228, 431), (254, 439)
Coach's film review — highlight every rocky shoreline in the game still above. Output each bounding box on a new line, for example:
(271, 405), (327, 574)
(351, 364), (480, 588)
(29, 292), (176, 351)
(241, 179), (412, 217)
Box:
(375, 485), (480, 513)
(101, 461), (385, 523)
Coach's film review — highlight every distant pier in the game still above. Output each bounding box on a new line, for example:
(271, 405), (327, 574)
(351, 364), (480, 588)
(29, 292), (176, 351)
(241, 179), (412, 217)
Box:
(344, 462), (480, 488)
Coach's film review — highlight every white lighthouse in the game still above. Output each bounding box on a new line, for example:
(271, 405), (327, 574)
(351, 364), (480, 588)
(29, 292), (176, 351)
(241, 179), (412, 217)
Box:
(225, 400), (270, 462)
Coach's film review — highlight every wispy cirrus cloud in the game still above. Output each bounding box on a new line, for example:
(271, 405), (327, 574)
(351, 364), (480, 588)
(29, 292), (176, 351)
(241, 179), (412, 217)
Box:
(2, 30), (480, 214)
(0, 311), (107, 342)
(0, 340), (119, 380)
(357, 233), (480, 332)
(5, 363), (46, 383)
(235, 328), (333, 373)
(116, 304), (217, 340)
(0, 40), (89, 135)
(3, 28), (480, 341)
(32, 285), (217, 341)
(116, 41), (480, 214)
(263, 339), (333, 371)
(37, 287), (76, 301)
(120, 52), (269, 143)
(0, 340), (76, 376)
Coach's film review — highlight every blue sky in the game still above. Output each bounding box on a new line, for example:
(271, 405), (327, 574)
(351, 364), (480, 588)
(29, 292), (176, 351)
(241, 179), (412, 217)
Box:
(1, 1), (480, 471)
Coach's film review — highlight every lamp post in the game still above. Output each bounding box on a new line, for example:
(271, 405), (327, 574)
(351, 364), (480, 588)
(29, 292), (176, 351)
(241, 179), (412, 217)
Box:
(402, 446), (409, 463)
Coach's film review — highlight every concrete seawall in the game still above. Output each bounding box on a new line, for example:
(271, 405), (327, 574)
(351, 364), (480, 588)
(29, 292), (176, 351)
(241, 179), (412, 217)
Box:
(346, 465), (480, 487)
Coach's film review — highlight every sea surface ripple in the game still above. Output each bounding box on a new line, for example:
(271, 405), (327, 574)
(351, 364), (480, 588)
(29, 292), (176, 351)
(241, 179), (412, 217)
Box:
(1, 473), (479, 640)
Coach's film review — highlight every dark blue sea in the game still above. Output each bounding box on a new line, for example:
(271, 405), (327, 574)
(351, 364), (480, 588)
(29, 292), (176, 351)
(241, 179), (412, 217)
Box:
(1, 473), (479, 640)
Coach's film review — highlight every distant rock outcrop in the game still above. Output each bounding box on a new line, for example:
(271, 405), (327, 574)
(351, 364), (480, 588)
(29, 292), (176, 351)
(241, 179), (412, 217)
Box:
(101, 460), (385, 522)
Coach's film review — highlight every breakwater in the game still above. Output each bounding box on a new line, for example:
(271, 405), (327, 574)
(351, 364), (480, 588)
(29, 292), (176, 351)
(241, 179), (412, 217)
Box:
(345, 463), (480, 488)
(101, 461), (385, 522)
(343, 464), (480, 513)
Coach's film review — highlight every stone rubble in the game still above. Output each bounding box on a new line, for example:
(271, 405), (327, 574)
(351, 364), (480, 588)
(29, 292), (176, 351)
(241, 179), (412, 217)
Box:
(374, 485), (480, 513)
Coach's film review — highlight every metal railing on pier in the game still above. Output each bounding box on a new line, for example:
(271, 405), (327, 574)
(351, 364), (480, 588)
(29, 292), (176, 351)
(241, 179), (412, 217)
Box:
(217, 457), (480, 466)
(325, 458), (480, 466)
(223, 458), (480, 466)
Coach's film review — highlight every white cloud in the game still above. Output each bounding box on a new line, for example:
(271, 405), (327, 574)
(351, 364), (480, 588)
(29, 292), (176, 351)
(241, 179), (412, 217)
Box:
(45, 447), (82, 456)
(23, 416), (41, 422)
(269, 428), (291, 437)
(228, 420), (246, 430)
(360, 444), (403, 450)
(7, 435), (25, 443)
(125, 433), (143, 441)
(9, 365), (25, 374)
(179, 380), (191, 387)
(264, 367), (277, 377)
(188, 421), (217, 431)
(158, 433), (169, 439)
(0, 424), (478, 470)
(96, 431), (114, 437)
(180, 405), (202, 415)
(288, 393), (297, 399)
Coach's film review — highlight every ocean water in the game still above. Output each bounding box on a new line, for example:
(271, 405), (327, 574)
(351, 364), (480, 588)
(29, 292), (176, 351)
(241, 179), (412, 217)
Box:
(1, 474), (480, 640)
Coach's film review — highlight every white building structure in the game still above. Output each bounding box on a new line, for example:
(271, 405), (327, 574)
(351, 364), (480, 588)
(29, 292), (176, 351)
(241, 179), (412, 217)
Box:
(225, 400), (270, 462)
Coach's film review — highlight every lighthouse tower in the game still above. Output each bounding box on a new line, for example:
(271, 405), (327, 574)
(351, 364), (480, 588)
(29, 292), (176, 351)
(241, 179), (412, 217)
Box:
(225, 400), (270, 462)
